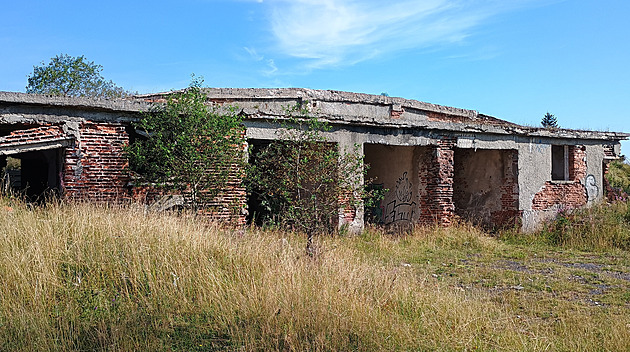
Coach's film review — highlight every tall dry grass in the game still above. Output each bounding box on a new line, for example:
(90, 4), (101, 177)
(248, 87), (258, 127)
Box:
(503, 201), (630, 252)
(0, 199), (629, 351)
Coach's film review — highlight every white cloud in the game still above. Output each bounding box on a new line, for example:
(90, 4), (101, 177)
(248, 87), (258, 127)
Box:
(244, 47), (264, 61)
(257, 0), (546, 68)
(265, 59), (278, 75)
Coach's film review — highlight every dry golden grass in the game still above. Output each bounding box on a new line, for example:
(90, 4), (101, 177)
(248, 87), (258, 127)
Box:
(1, 199), (630, 351)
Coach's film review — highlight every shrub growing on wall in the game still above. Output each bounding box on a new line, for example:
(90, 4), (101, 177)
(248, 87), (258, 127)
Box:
(126, 76), (245, 212)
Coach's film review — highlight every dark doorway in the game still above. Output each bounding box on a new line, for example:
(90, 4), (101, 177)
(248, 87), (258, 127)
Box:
(1, 148), (63, 202)
(246, 139), (272, 225)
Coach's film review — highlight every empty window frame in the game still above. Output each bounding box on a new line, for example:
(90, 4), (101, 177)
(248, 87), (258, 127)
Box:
(551, 145), (569, 181)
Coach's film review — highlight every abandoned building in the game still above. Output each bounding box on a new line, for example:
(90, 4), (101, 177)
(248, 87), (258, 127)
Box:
(0, 89), (627, 232)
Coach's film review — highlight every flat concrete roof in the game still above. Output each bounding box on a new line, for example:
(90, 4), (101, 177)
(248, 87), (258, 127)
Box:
(2, 89), (628, 141)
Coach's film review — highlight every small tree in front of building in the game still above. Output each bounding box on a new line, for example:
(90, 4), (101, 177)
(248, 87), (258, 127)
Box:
(126, 76), (245, 212)
(541, 112), (559, 128)
(247, 103), (369, 253)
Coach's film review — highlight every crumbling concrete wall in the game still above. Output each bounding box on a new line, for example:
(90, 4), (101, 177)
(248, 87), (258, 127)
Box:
(519, 140), (608, 231)
(1, 90), (626, 231)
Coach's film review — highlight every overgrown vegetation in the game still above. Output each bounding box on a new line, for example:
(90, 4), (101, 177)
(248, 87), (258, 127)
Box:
(2, 199), (630, 351)
(502, 201), (630, 252)
(126, 76), (245, 211)
(607, 159), (630, 196)
(247, 104), (366, 243)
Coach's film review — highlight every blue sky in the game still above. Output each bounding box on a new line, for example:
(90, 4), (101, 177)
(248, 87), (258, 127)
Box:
(1, 0), (628, 155)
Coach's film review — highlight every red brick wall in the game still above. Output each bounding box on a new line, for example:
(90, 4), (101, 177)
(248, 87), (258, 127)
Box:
(198, 179), (247, 224)
(568, 146), (586, 180)
(419, 137), (455, 226)
(129, 165), (247, 224)
(0, 125), (68, 146)
(59, 122), (247, 223)
(491, 150), (521, 227)
(62, 123), (131, 202)
(532, 145), (587, 210)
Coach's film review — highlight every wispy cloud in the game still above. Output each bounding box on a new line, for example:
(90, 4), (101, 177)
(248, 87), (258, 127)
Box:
(242, 47), (280, 77)
(265, 59), (278, 75)
(252, 0), (547, 69)
(244, 47), (264, 61)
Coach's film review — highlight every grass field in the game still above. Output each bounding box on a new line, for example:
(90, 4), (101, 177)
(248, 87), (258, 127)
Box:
(1, 198), (630, 351)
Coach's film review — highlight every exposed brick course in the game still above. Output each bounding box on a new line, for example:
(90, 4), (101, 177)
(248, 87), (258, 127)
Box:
(419, 137), (455, 226)
(491, 150), (521, 227)
(63, 123), (130, 202)
(0, 125), (69, 147)
(532, 145), (588, 210)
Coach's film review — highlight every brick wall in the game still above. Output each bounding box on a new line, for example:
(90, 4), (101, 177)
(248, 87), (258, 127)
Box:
(568, 145), (587, 180)
(532, 145), (587, 210)
(63, 123), (131, 202)
(196, 164), (247, 224)
(419, 137), (455, 226)
(0, 125), (68, 146)
(491, 150), (521, 227)
(129, 162), (247, 224)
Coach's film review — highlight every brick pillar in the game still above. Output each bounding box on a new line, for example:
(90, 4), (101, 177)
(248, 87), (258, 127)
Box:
(63, 122), (131, 202)
(420, 137), (455, 226)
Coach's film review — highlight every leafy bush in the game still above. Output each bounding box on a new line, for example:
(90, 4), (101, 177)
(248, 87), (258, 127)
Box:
(126, 76), (245, 211)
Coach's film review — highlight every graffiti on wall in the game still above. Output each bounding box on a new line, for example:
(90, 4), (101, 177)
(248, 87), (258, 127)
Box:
(586, 174), (598, 203)
(384, 172), (417, 224)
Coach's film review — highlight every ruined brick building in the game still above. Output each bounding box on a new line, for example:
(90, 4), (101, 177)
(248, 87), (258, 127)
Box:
(0, 89), (627, 232)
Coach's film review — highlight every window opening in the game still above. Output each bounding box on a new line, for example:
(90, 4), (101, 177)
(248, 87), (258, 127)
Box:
(551, 145), (569, 181)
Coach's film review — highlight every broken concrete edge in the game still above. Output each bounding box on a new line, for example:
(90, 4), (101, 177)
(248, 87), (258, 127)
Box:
(2, 89), (628, 142)
(137, 88), (630, 142)
(242, 113), (629, 142)
(137, 87), (481, 119)
(0, 91), (153, 113)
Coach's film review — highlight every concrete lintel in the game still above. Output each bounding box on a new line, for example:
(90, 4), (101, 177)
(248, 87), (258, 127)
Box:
(0, 138), (74, 156)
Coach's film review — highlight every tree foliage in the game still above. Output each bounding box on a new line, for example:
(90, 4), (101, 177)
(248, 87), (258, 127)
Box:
(247, 103), (367, 246)
(126, 77), (245, 211)
(541, 112), (559, 128)
(26, 54), (131, 98)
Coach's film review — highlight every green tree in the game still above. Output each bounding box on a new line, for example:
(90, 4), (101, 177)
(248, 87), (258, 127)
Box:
(26, 54), (131, 98)
(247, 103), (368, 252)
(541, 112), (559, 128)
(126, 76), (245, 212)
